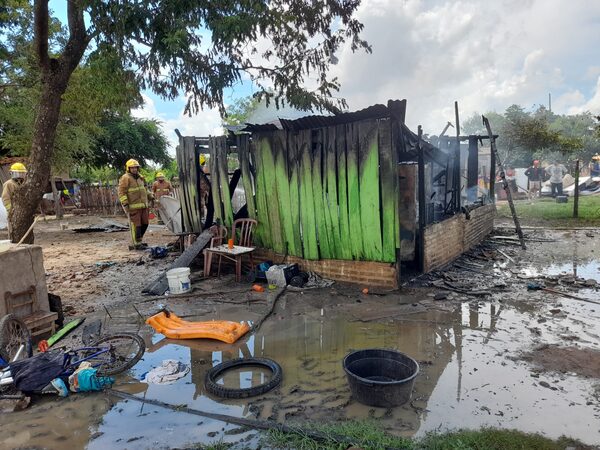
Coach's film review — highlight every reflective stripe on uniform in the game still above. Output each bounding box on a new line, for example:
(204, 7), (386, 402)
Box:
(5, 203), (10, 211)
(129, 202), (147, 210)
(128, 186), (144, 193)
(119, 195), (128, 204)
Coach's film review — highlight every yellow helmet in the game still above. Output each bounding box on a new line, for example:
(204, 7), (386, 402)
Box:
(199, 154), (206, 165)
(125, 159), (140, 170)
(10, 162), (27, 173)
(156, 172), (165, 178)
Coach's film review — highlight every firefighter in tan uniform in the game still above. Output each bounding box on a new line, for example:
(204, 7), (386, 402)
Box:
(151, 172), (173, 202)
(119, 159), (152, 250)
(2, 162), (27, 217)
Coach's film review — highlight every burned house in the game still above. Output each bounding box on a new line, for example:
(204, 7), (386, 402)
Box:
(175, 99), (497, 288)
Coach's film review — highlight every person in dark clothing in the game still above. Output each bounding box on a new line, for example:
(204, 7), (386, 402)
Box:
(524, 160), (545, 199)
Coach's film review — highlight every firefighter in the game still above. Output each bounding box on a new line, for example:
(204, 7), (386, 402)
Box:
(151, 171), (173, 202)
(2, 162), (27, 214)
(118, 159), (152, 250)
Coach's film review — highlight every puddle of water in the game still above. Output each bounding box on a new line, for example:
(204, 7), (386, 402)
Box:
(1, 286), (599, 449)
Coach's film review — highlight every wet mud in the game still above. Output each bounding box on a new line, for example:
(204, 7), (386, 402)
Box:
(1, 220), (600, 449)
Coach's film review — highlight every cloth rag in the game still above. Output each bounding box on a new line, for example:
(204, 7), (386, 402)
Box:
(288, 271), (334, 291)
(144, 359), (190, 385)
(68, 362), (114, 392)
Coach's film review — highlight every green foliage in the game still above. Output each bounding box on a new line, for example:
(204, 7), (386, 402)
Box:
(265, 422), (590, 450)
(88, 113), (170, 170)
(0, 12), (142, 170)
(71, 166), (120, 185)
(223, 96), (260, 126)
(417, 428), (589, 450)
(461, 106), (600, 168)
(496, 196), (600, 226)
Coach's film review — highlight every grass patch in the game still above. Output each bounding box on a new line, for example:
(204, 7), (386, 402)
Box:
(496, 195), (600, 226)
(264, 421), (592, 450)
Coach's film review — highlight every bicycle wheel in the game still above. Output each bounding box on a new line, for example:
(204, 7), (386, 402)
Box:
(0, 314), (32, 363)
(90, 333), (145, 376)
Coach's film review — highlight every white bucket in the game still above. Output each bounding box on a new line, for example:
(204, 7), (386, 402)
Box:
(166, 268), (191, 294)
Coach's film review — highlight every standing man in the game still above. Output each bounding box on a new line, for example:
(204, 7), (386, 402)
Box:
(151, 171), (173, 202)
(2, 162), (27, 216)
(119, 159), (152, 250)
(546, 160), (568, 197)
(524, 160), (545, 199)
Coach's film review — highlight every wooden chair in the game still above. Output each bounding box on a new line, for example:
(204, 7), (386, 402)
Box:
(5, 286), (57, 337)
(203, 225), (228, 277)
(205, 219), (257, 282)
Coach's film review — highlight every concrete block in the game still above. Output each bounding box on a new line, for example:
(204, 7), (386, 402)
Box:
(0, 244), (49, 318)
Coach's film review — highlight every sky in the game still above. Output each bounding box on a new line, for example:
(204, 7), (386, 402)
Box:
(51, 0), (600, 152)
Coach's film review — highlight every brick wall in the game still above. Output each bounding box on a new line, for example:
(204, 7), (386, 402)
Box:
(252, 249), (398, 288)
(423, 203), (496, 272)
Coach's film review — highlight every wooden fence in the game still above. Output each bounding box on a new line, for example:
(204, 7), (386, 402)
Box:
(209, 117), (400, 263)
(79, 184), (123, 215)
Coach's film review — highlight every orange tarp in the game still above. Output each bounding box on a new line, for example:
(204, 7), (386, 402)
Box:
(146, 311), (250, 344)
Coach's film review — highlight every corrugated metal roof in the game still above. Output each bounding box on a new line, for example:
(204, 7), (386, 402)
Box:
(242, 103), (391, 132)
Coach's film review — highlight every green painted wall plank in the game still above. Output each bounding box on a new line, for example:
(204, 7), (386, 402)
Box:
(298, 130), (319, 259)
(286, 131), (303, 257)
(208, 138), (223, 224)
(325, 126), (341, 259)
(258, 136), (284, 253)
(346, 123), (363, 259)
(237, 135), (256, 220)
(251, 137), (271, 249)
(335, 125), (352, 260)
(217, 137), (234, 228)
(311, 131), (331, 259)
(378, 118), (397, 262)
(273, 131), (296, 256)
(358, 120), (383, 261)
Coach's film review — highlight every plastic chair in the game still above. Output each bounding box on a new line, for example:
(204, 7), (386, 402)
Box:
(203, 225), (228, 277)
(208, 219), (257, 281)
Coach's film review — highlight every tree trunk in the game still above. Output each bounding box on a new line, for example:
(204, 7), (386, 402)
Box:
(8, 78), (69, 243)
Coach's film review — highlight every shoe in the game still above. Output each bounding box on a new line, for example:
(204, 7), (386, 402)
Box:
(139, 243), (149, 248)
(129, 244), (144, 250)
(51, 378), (69, 397)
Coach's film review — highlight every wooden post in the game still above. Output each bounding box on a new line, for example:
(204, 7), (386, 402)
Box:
(454, 101), (461, 212)
(573, 159), (580, 218)
(51, 177), (64, 219)
(489, 142), (496, 203)
(417, 125), (426, 272)
(483, 115), (526, 250)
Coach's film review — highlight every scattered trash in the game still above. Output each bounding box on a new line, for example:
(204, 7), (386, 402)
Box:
(252, 284), (265, 293)
(68, 362), (115, 392)
(204, 357), (282, 398)
(287, 272), (334, 291)
(266, 263), (300, 288)
(145, 359), (190, 385)
(95, 261), (116, 268)
(362, 288), (369, 295)
(149, 246), (169, 259)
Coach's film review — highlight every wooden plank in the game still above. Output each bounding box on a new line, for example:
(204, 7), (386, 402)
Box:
(298, 130), (318, 259)
(286, 131), (303, 257)
(378, 118), (397, 263)
(273, 130), (296, 256)
(237, 135), (256, 220)
(346, 122), (363, 259)
(257, 135), (284, 253)
(250, 138), (271, 249)
(311, 130), (331, 259)
(208, 138), (223, 224)
(325, 126), (341, 259)
(217, 136), (234, 228)
(358, 119), (383, 261)
(335, 125), (352, 260)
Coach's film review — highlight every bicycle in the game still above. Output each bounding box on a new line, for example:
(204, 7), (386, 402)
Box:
(0, 332), (145, 392)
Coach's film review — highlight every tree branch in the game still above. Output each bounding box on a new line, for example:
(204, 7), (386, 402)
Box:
(33, 0), (50, 71)
(59, 0), (88, 73)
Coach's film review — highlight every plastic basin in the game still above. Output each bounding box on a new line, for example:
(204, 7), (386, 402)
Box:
(343, 348), (419, 407)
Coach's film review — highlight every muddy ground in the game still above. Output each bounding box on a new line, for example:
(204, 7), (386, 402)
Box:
(1, 215), (600, 449)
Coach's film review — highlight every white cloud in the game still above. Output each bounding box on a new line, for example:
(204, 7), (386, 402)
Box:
(132, 94), (223, 156)
(330, 0), (600, 132)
